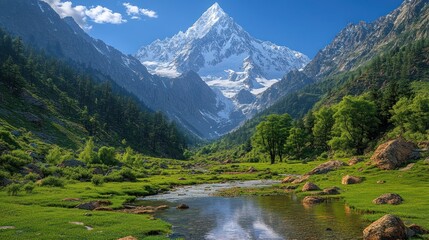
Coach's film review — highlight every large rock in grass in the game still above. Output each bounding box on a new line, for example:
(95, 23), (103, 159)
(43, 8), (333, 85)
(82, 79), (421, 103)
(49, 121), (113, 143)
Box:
(373, 193), (403, 205)
(302, 182), (320, 191)
(281, 176), (296, 183)
(348, 157), (363, 166)
(371, 138), (419, 170)
(363, 214), (408, 240)
(323, 187), (341, 195)
(76, 200), (112, 210)
(307, 160), (346, 175)
(341, 175), (362, 185)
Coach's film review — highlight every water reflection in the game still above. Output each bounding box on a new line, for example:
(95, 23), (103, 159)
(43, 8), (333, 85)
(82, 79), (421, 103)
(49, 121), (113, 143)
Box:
(140, 182), (365, 240)
(203, 198), (283, 240)
(141, 195), (365, 240)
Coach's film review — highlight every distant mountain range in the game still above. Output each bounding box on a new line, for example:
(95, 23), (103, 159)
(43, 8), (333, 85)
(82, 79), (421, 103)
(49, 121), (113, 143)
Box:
(136, 3), (309, 117)
(1, 0), (426, 141)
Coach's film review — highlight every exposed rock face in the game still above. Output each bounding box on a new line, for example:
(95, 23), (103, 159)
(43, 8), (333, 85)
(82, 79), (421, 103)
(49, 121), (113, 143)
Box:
(302, 182), (321, 191)
(307, 160), (346, 175)
(348, 157), (364, 166)
(76, 200), (112, 210)
(302, 196), (325, 204)
(292, 175), (309, 184)
(117, 236), (138, 240)
(176, 204), (189, 209)
(408, 224), (429, 235)
(373, 193), (403, 205)
(363, 214), (408, 240)
(341, 175), (362, 185)
(371, 138), (419, 170)
(323, 187), (341, 195)
(281, 176), (296, 183)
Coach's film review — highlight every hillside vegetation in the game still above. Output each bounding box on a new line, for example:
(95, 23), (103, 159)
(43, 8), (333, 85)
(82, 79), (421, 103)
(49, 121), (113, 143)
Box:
(197, 39), (429, 162)
(0, 29), (186, 159)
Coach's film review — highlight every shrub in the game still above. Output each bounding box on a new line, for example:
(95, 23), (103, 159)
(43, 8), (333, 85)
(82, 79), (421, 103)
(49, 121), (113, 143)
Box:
(24, 182), (35, 194)
(120, 168), (137, 182)
(91, 175), (104, 186)
(46, 146), (62, 164)
(41, 176), (64, 187)
(24, 172), (40, 181)
(63, 167), (92, 181)
(105, 168), (137, 182)
(6, 183), (22, 196)
(0, 130), (19, 149)
(98, 146), (117, 165)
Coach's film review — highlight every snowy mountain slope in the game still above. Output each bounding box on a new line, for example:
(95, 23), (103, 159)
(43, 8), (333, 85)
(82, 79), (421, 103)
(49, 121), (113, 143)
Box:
(0, 0), (242, 139)
(136, 3), (310, 115)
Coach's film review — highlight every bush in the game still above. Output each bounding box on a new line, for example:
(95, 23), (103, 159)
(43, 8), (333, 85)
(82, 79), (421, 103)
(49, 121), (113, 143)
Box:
(63, 167), (92, 181)
(24, 172), (40, 182)
(6, 183), (22, 196)
(105, 168), (137, 182)
(24, 182), (35, 193)
(98, 146), (117, 165)
(91, 175), (104, 186)
(46, 146), (62, 164)
(0, 130), (19, 149)
(41, 176), (64, 187)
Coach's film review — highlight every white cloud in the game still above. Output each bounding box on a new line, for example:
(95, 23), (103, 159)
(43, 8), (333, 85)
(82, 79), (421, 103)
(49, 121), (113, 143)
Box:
(123, 2), (158, 19)
(86, 6), (127, 24)
(42, 0), (126, 31)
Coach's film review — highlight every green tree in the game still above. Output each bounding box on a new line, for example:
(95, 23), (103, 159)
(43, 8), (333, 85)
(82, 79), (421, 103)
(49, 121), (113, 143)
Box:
(313, 107), (335, 151)
(121, 146), (135, 165)
(252, 114), (292, 164)
(329, 96), (379, 154)
(79, 138), (98, 164)
(46, 146), (62, 164)
(98, 146), (116, 165)
(390, 94), (429, 140)
(285, 126), (308, 159)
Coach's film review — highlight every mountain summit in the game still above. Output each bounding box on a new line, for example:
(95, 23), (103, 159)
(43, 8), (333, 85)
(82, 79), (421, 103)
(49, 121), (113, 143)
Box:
(136, 2), (310, 115)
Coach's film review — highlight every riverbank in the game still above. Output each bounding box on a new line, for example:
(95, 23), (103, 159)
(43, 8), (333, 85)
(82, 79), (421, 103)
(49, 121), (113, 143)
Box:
(1, 158), (428, 239)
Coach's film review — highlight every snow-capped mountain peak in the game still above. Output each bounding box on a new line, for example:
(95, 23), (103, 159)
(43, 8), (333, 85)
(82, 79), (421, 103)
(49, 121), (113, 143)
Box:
(136, 2), (310, 122)
(188, 2), (228, 38)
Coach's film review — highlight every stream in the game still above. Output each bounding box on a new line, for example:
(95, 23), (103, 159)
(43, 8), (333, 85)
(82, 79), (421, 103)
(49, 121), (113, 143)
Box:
(138, 180), (366, 240)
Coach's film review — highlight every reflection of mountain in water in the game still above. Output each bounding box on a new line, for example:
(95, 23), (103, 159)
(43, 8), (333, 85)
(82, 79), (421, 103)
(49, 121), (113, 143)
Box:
(204, 198), (283, 240)
(143, 193), (366, 240)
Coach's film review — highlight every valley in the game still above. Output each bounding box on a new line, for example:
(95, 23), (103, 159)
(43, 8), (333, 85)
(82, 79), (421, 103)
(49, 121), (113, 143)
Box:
(0, 0), (429, 239)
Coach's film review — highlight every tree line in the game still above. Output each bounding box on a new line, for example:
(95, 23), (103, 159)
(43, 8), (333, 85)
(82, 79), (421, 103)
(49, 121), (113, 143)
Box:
(0, 29), (186, 159)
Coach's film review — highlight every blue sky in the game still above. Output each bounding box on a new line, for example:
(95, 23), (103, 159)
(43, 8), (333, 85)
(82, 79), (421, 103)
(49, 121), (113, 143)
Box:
(45, 0), (403, 58)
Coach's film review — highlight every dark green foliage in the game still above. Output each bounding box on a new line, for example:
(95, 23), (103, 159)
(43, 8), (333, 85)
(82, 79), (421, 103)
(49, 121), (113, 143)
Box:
(40, 176), (64, 187)
(98, 146), (117, 166)
(390, 92), (429, 141)
(312, 107), (335, 151)
(91, 175), (104, 186)
(0, 28), (186, 159)
(79, 138), (98, 164)
(252, 114), (292, 164)
(0, 130), (20, 150)
(105, 168), (137, 182)
(62, 167), (92, 181)
(202, 39), (429, 160)
(329, 96), (380, 154)
(6, 183), (21, 196)
(23, 182), (35, 193)
(0, 150), (32, 172)
(24, 172), (40, 182)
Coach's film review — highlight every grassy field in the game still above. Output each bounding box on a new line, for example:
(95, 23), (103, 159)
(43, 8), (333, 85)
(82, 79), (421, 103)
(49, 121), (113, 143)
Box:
(1, 157), (428, 239)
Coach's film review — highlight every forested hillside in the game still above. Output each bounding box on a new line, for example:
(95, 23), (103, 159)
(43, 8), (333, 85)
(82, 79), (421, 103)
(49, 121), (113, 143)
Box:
(0, 29), (186, 159)
(197, 39), (429, 161)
